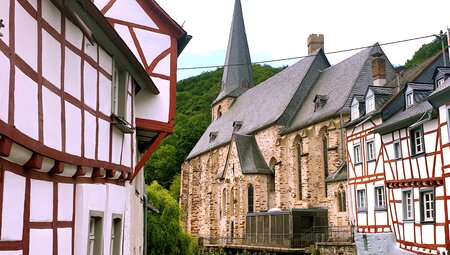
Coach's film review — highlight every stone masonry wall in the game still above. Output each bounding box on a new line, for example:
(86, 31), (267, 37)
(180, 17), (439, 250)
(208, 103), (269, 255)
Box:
(180, 116), (352, 242)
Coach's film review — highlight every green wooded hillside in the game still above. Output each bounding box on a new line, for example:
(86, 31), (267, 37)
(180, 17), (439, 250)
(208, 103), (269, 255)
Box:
(144, 64), (285, 188)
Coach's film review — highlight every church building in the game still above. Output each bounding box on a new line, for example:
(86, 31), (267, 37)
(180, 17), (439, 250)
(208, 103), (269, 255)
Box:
(180, 0), (395, 253)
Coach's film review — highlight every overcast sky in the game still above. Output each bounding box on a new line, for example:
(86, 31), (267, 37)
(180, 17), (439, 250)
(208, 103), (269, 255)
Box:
(156, 0), (450, 81)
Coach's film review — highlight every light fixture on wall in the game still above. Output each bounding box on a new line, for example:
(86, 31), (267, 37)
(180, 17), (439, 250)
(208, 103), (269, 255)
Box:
(0, 19), (4, 37)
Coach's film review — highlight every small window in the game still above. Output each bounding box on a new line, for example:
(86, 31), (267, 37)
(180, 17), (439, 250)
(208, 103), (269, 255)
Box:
(374, 186), (386, 210)
(366, 141), (376, 161)
(406, 91), (414, 107)
(402, 189), (414, 221)
(366, 95), (375, 113)
(410, 126), (424, 156)
(110, 217), (122, 255)
(354, 144), (362, 164)
(393, 140), (402, 160)
(437, 78), (444, 88)
(88, 215), (103, 255)
(247, 184), (254, 213)
(420, 189), (435, 223)
(221, 189), (227, 217)
(337, 189), (346, 212)
(351, 104), (359, 120)
(357, 189), (367, 212)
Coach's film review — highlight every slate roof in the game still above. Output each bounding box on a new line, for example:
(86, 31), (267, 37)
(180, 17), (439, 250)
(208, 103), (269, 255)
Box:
(234, 134), (273, 175)
(187, 51), (324, 159)
(427, 78), (450, 107)
(407, 83), (434, 91)
(324, 163), (347, 183)
(213, 0), (254, 104)
(284, 44), (395, 133)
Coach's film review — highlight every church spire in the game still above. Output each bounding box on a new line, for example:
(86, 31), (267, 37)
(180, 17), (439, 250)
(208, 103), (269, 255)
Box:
(213, 0), (254, 105)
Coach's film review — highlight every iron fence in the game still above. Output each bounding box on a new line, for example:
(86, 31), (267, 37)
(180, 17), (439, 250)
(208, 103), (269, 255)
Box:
(200, 225), (353, 249)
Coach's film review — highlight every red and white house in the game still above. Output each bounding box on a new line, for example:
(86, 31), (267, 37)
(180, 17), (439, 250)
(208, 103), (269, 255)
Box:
(346, 49), (450, 254)
(0, 0), (189, 254)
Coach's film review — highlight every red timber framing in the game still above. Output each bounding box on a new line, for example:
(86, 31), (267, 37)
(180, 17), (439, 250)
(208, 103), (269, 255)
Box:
(347, 117), (391, 234)
(379, 113), (450, 254)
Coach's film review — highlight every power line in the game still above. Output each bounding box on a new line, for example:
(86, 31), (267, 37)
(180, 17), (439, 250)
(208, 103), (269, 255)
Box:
(177, 34), (437, 71)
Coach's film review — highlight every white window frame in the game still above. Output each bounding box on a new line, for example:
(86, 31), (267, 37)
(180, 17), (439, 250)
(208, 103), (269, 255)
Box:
(437, 78), (444, 88)
(110, 215), (122, 255)
(357, 189), (367, 212)
(354, 144), (362, 164)
(351, 104), (359, 120)
(410, 126), (424, 155)
(406, 91), (414, 107)
(420, 189), (435, 223)
(366, 140), (376, 161)
(366, 95), (375, 113)
(402, 189), (414, 221)
(374, 186), (386, 210)
(393, 140), (402, 160)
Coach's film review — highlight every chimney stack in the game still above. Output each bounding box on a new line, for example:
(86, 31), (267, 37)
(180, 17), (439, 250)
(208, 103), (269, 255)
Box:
(371, 53), (386, 86)
(307, 34), (324, 54)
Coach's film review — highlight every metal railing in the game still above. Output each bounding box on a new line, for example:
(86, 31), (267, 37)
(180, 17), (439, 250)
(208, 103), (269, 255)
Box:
(199, 226), (353, 249)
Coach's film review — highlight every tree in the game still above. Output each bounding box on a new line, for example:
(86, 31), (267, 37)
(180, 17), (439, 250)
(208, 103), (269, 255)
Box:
(404, 36), (448, 69)
(146, 181), (199, 255)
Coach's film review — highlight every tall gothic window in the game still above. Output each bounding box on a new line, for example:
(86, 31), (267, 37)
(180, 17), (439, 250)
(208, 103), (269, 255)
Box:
(221, 189), (227, 218)
(337, 189), (346, 212)
(323, 134), (329, 197)
(297, 139), (303, 200)
(248, 184), (254, 213)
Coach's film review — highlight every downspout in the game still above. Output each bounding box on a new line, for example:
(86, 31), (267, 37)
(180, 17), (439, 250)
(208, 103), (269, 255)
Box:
(143, 185), (148, 255)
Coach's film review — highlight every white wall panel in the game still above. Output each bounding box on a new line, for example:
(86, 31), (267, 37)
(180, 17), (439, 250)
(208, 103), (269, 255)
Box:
(0, 251), (23, 255)
(58, 183), (73, 221)
(97, 118), (110, 161)
(403, 223), (414, 242)
(84, 111), (96, 159)
(84, 42), (97, 62)
(64, 47), (81, 99)
(134, 29), (170, 66)
(98, 73), (111, 115)
(114, 25), (142, 66)
(107, 0), (158, 29)
(135, 77), (169, 122)
(41, 0), (61, 33)
(122, 134), (131, 167)
(42, 87), (62, 151)
(83, 62), (97, 110)
(14, 68), (38, 139)
(57, 228), (72, 255)
(29, 229), (52, 255)
(98, 47), (112, 75)
(15, 1), (37, 70)
(1, 171), (25, 240)
(152, 53), (170, 77)
(0, 0), (9, 46)
(111, 127), (123, 165)
(65, 101), (82, 156)
(421, 225), (434, 244)
(0, 51), (10, 122)
(42, 30), (61, 88)
(65, 18), (83, 49)
(30, 179), (53, 222)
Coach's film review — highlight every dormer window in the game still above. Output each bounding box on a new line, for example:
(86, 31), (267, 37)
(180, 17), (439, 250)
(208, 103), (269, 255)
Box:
(351, 104), (359, 120)
(366, 95), (375, 113)
(314, 95), (328, 112)
(233, 121), (243, 132)
(406, 91), (414, 107)
(437, 78), (444, 88)
(209, 132), (218, 142)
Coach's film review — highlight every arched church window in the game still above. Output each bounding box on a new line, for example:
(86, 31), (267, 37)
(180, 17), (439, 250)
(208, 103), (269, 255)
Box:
(248, 184), (254, 213)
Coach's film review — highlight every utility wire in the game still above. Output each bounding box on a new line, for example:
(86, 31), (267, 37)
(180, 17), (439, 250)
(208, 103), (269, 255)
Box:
(178, 34), (438, 71)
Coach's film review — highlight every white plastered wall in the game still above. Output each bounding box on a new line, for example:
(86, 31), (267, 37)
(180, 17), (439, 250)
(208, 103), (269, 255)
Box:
(1, 171), (26, 241)
(135, 77), (170, 123)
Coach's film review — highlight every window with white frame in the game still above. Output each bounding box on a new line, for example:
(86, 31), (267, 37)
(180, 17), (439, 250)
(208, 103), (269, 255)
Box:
(374, 186), (386, 210)
(406, 91), (414, 107)
(420, 189), (435, 222)
(354, 144), (362, 164)
(402, 189), (414, 220)
(88, 214), (103, 255)
(410, 126), (424, 156)
(437, 78), (444, 88)
(366, 141), (376, 161)
(351, 104), (359, 120)
(357, 189), (367, 212)
(366, 95), (375, 113)
(393, 140), (402, 159)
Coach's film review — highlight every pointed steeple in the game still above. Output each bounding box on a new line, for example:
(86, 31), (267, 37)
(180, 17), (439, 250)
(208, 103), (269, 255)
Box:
(213, 0), (254, 105)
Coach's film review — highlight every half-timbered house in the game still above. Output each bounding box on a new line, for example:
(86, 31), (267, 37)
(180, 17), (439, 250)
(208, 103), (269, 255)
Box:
(345, 50), (449, 254)
(0, 0), (189, 254)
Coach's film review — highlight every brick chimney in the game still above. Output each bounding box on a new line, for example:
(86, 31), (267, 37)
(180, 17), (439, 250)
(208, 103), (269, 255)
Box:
(307, 34), (324, 54)
(372, 53), (386, 86)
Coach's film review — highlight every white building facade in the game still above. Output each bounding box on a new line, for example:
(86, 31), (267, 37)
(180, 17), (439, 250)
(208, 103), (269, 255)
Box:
(0, 0), (188, 254)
